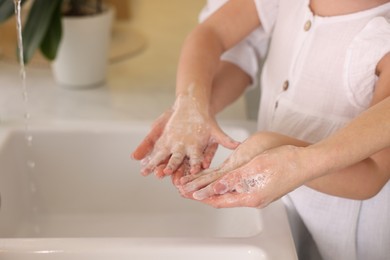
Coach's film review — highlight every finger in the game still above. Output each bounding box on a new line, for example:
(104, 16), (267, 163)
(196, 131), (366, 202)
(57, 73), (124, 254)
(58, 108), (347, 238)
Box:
(192, 185), (216, 200)
(191, 177), (234, 200)
(202, 192), (248, 208)
(182, 169), (222, 193)
(148, 149), (170, 166)
(202, 142), (218, 169)
(171, 164), (185, 187)
(180, 169), (208, 185)
(140, 156), (153, 176)
(131, 109), (172, 160)
(210, 172), (240, 194)
(164, 144), (186, 175)
(211, 124), (240, 150)
(173, 165), (194, 199)
(131, 134), (157, 160)
(141, 149), (169, 176)
(187, 146), (203, 174)
(154, 164), (167, 179)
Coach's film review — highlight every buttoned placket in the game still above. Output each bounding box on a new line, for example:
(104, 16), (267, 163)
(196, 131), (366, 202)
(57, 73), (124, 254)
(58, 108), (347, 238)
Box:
(272, 6), (316, 116)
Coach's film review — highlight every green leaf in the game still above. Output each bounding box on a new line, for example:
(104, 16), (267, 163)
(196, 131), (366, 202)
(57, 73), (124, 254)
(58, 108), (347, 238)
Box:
(40, 0), (62, 60)
(0, 0), (26, 23)
(22, 0), (63, 63)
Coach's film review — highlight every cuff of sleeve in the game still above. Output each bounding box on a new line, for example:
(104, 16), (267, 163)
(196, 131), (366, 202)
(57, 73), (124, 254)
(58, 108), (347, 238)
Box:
(254, 0), (279, 35)
(221, 41), (260, 90)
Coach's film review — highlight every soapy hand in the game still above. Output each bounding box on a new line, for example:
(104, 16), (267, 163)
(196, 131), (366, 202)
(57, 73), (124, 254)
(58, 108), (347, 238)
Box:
(132, 109), (173, 162)
(191, 145), (308, 208)
(175, 132), (270, 197)
(175, 132), (310, 208)
(132, 94), (240, 177)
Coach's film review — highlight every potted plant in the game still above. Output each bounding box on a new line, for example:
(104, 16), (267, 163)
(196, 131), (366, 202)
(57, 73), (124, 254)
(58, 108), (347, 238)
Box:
(0, 0), (114, 88)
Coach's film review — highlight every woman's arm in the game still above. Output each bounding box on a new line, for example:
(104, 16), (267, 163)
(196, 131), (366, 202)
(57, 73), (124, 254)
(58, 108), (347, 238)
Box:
(187, 100), (390, 207)
(183, 85), (390, 205)
(305, 52), (390, 199)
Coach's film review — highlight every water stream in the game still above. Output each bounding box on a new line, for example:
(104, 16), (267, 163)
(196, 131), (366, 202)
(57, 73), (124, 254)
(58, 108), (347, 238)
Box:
(13, 0), (39, 234)
(14, 0), (33, 148)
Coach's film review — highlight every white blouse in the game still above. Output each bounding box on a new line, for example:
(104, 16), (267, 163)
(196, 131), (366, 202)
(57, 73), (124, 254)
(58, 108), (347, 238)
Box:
(199, 0), (271, 89)
(200, 1), (390, 259)
(254, 0), (390, 260)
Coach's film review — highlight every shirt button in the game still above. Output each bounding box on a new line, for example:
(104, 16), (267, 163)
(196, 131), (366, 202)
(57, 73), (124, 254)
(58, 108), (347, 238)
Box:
(304, 20), (312, 31)
(282, 80), (289, 91)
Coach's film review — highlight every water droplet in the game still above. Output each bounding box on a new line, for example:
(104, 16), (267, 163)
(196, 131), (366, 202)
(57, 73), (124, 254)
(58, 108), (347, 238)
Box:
(34, 225), (41, 234)
(22, 91), (28, 102)
(25, 135), (33, 146)
(27, 160), (36, 169)
(30, 182), (37, 193)
(24, 112), (30, 120)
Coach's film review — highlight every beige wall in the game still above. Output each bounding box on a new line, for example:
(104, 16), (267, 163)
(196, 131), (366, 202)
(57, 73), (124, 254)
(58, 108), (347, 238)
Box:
(106, 0), (131, 20)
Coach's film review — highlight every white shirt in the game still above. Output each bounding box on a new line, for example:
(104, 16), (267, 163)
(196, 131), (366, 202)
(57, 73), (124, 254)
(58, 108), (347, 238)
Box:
(201, 1), (390, 259)
(255, 1), (390, 260)
(199, 0), (271, 89)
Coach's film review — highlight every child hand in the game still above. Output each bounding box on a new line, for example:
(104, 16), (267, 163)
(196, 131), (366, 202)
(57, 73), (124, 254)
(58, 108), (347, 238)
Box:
(178, 132), (270, 196)
(136, 95), (240, 177)
(131, 109), (173, 161)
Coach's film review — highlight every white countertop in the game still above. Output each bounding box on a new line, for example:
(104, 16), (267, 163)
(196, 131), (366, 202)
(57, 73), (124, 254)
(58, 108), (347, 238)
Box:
(0, 2), (296, 258)
(0, 0), (248, 126)
(0, 60), (248, 126)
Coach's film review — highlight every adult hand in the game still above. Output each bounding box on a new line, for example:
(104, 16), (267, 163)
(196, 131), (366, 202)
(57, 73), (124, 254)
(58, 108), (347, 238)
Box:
(175, 132), (310, 208)
(190, 145), (309, 208)
(133, 95), (240, 177)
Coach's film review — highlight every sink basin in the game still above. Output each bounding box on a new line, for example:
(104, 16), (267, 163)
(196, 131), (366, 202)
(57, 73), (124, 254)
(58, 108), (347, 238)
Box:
(0, 121), (297, 259)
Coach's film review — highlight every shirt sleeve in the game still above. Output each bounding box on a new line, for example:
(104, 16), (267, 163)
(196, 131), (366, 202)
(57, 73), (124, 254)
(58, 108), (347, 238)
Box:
(253, 0), (279, 35)
(345, 16), (390, 109)
(198, 0), (272, 89)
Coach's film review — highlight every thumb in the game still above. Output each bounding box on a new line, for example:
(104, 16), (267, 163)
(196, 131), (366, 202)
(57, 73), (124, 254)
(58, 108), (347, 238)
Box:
(211, 124), (240, 150)
(131, 135), (155, 160)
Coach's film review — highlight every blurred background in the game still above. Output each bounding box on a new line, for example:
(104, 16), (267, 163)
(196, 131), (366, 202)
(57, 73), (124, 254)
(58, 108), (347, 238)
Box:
(0, 0), (254, 122)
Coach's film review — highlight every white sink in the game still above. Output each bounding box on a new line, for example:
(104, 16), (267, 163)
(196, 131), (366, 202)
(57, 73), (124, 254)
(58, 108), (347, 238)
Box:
(0, 121), (297, 259)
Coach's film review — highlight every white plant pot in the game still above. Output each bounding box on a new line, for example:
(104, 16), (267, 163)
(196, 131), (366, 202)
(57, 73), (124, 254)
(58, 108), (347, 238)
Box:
(52, 7), (114, 88)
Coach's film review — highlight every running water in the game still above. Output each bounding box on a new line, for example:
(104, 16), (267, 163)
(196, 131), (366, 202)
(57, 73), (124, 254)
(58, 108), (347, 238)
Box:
(14, 0), (39, 234)
(14, 0), (34, 163)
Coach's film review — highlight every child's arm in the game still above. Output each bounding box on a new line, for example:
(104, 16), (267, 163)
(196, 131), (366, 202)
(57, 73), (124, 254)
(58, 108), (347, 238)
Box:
(175, 0), (260, 100)
(137, 0), (262, 176)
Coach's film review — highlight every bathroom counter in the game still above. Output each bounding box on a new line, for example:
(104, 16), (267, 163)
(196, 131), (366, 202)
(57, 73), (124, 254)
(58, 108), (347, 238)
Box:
(0, 61), (248, 125)
(0, 2), (297, 258)
(0, 0), (248, 125)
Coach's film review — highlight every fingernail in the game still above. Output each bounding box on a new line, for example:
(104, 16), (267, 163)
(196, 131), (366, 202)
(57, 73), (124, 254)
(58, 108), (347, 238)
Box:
(214, 181), (228, 194)
(190, 166), (200, 175)
(183, 183), (196, 193)
(163, 167), (172, 175)
(180, 176), (190, 185)
(173, 178), (180, 187)
(141, 168), (149, 176)
(193, 190), (208, 200)
(140, 157), (150, 167)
